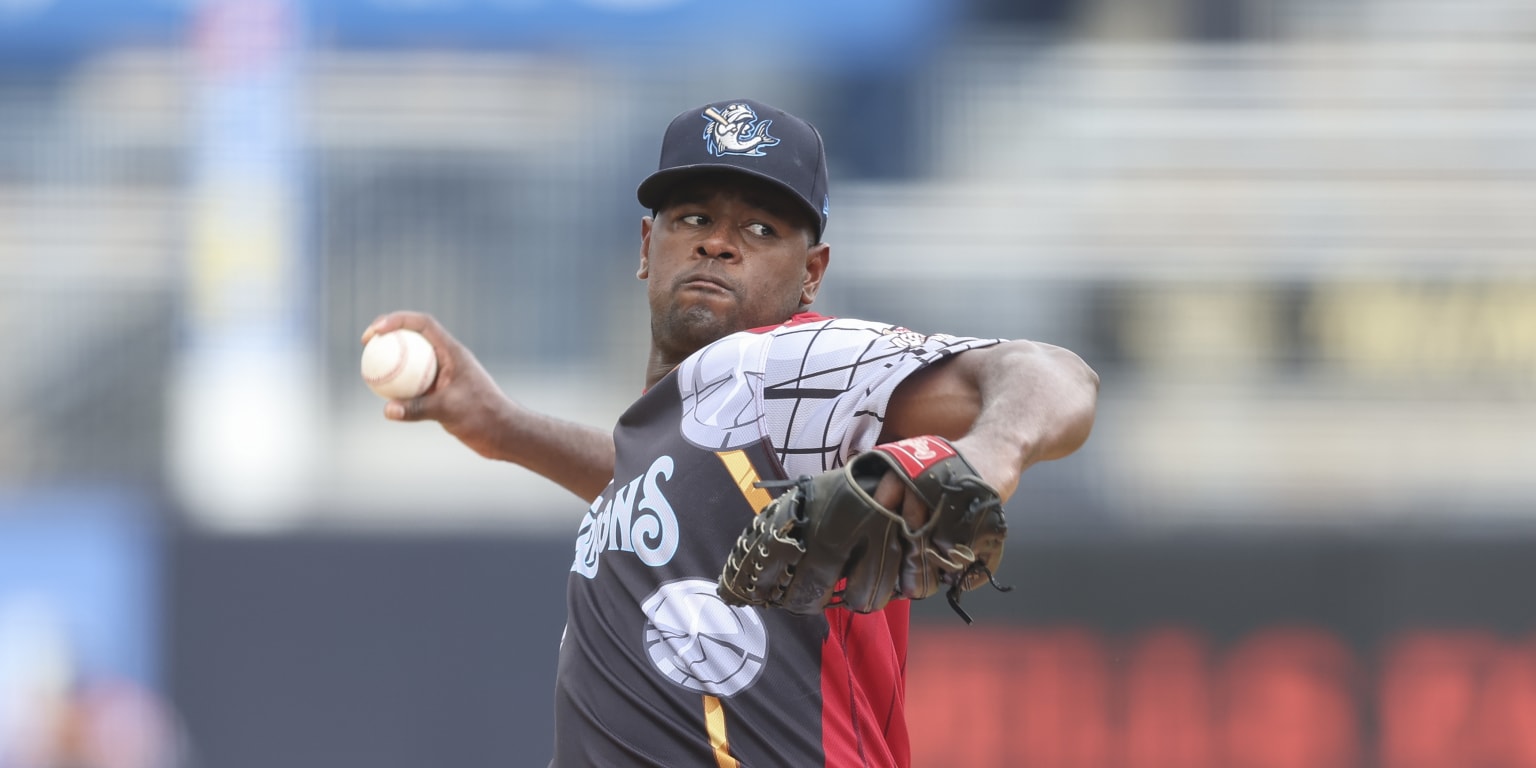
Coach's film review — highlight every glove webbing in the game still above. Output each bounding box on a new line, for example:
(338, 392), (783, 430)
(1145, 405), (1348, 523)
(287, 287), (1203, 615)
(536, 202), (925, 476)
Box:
(933, 476), (1014, 624)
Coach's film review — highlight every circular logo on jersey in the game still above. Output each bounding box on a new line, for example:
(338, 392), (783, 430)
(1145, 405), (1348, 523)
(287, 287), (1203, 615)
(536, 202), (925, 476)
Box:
(641, 578), (768, 697)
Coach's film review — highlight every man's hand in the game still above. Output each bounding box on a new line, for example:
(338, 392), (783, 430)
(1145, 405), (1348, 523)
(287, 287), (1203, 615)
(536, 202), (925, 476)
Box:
(362, 311), (513, 461)
(361, 311), (617, 500)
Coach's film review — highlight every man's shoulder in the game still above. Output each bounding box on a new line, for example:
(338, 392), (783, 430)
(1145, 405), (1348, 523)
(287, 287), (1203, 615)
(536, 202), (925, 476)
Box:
(758, 315), (981, 356)
(685, 312), (993, 375)
(748, 313), (914, 343)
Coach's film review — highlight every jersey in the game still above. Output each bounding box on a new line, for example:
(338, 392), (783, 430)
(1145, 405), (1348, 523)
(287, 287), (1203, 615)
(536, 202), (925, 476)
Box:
(551, 313), (1002, 768)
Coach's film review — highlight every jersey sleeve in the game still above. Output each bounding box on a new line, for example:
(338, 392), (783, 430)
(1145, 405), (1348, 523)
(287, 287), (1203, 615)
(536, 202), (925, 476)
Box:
(759, 319), (1003, 479)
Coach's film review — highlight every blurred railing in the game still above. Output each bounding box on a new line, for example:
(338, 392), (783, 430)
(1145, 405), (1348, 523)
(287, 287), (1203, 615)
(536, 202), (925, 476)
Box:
(0, 5), (1533, 530)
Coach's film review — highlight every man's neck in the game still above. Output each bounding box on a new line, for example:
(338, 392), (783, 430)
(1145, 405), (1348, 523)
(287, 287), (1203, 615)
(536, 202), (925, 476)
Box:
(644, 337), (709, 389)
(642, 311), (825, 389)
(643, 352), (677, 390)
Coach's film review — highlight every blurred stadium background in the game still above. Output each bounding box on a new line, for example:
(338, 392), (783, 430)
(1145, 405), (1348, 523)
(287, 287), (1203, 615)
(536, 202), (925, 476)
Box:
(2, 0), (1535, 765)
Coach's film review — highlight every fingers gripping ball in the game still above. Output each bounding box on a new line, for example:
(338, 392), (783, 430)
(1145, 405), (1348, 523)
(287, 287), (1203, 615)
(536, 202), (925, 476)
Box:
(361, 329), (439, 400)
(718, 436), (1012, 624)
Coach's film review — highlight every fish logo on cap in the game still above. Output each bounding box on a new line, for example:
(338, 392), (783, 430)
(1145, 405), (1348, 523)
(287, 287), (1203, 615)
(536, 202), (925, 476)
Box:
(701, 103), (780, 157)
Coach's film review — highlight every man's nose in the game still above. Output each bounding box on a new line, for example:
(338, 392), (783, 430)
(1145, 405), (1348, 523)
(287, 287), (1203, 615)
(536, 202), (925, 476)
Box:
(696, 223), (741, 261)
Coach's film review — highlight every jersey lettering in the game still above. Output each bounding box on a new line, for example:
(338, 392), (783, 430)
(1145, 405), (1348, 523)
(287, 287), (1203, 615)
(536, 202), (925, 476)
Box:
(634, 456), (680, 566)
(572, 455), (680, 578)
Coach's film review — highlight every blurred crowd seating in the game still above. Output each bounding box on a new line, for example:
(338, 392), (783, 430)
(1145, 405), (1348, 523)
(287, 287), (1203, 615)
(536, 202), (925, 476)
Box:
(0, 0), (1532, 531)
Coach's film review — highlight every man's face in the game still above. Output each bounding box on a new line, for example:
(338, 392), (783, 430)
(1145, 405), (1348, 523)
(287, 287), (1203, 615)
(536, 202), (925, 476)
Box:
(639, 173), (829, 360)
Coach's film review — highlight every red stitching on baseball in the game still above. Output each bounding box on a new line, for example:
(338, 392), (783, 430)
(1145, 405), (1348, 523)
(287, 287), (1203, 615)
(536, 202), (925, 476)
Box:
(364, 332), (409, 385)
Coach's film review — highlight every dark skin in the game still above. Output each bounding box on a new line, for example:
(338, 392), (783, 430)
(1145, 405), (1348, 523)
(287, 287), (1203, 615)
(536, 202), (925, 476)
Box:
(364, 172), (1099, 522)
(638, 173), (829, 387)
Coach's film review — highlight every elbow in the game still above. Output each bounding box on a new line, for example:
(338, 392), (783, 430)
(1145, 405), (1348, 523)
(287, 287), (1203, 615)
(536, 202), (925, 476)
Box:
(1036, 342), (1100, 461)
(1069, 348), (1100, 399)
(1063, 357), (1101, 458)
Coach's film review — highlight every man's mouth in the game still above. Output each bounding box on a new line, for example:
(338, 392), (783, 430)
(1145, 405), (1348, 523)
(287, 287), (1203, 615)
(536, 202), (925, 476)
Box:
(678, 275), (733, 293)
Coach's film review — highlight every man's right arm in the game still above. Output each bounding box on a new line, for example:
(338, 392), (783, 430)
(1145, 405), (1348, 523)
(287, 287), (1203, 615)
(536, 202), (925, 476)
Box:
(363, 311), (616, 501)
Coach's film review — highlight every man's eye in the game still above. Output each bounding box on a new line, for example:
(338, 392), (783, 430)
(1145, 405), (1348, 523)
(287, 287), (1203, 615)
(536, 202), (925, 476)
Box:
(681, 214), (707, 226)
(746, 223), (775, 237)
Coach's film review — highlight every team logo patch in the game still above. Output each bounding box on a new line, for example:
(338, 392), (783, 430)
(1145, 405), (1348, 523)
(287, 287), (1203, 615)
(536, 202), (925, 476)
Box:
(642, 578), (768, 697)
(879, 435), (958, 477)
(701, 103), (780, 157)
(882, 325), (931, 348)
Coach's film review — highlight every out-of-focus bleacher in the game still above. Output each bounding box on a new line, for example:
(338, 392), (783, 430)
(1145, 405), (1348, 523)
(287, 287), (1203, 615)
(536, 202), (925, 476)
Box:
(831, 30), (1536, 526)
(8, 3), (1536, 766)
(1, 0), (1533, 531)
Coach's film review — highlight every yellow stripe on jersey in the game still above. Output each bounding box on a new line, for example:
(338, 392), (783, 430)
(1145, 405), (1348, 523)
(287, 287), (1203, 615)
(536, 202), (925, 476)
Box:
(703, 694), (740, 768)
(708, 451), (765, 766)
(716, 449), (773, 511)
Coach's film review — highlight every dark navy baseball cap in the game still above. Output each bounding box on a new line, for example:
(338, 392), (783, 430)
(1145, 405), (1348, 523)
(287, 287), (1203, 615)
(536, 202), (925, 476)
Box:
(637, 99), (830, 240)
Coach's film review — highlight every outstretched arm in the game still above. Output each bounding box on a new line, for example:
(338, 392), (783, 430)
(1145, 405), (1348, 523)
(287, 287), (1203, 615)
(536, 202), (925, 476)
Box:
(718, 338), (1099, 618)
(878, 340), (1099, 503)
(363, 311), (616, 502)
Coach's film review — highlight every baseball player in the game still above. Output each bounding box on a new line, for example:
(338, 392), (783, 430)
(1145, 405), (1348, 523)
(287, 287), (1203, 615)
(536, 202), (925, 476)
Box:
(364, 98), (1098, 767)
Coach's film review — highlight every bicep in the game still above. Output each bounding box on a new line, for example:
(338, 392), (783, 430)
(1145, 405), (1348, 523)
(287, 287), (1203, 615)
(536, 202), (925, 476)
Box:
(878, 348), (990, 443)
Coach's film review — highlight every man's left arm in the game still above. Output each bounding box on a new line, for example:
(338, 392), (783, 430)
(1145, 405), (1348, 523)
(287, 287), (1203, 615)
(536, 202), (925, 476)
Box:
(718, 339), (1097, 617)
(877, 340), (1099, 503)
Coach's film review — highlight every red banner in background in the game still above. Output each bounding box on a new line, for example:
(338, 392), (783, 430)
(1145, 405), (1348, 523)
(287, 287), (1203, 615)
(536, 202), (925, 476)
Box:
(908, 625), (1536, 768)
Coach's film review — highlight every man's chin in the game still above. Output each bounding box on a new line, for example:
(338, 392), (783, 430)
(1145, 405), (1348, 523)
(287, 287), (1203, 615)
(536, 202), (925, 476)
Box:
(657, 307), (737, 353)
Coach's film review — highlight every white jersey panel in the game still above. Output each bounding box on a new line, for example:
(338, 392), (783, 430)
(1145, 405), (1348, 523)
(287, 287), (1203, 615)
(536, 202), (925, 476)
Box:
(677, 317), (1002, 478)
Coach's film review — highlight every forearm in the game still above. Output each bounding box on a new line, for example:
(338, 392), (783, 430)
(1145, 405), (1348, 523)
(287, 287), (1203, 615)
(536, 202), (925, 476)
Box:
(952, 341), (1099, 501)
(471, 397), (617, 501)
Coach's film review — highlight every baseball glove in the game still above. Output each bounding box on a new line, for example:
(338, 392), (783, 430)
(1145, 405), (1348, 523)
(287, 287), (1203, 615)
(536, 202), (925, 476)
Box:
(717, 435), (1011, 624)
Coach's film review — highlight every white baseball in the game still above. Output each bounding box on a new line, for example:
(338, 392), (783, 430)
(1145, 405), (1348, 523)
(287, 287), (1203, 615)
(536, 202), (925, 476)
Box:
(360, 329), (438, 400)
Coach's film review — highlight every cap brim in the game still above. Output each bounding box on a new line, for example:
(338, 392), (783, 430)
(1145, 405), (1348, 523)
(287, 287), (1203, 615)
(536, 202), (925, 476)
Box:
(636, 164), (821, 236)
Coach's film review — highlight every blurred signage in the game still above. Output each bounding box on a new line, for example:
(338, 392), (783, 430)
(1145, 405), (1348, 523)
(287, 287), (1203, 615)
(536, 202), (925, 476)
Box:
(0, 0), (952, 68)
(909, 625), (1536, 768)
(0, 0), (186, 61)
(0, 491), (176, 765)
(169, 0), (321, 528)
(0, 491), (160, 686)
(160, 533), (1536, 766)
(1305, 280), (1536, 386)
(1108, 279), (1536, 390)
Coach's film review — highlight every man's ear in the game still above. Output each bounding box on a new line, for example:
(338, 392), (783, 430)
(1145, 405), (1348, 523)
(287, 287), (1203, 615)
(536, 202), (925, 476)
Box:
(799, 243), (830, 306)
(638, 216), (653, 279)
